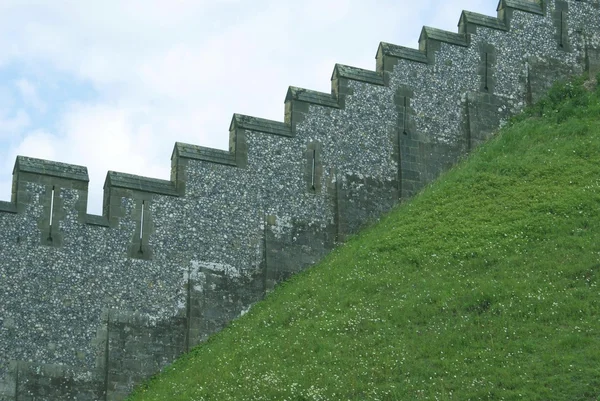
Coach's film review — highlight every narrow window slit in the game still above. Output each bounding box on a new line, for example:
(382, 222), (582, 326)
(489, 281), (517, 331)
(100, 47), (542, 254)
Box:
(139, 201), (145, 254)
(484, 52), (489, 91)
(559, 12), (564, 48)
(311, 149), (316, 190)
(48, 186), (55, 241)
(402, 97), (408, 135)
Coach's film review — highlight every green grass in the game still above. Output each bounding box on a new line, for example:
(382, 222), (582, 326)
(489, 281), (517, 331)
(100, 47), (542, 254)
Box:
(128, 74), (600, 401)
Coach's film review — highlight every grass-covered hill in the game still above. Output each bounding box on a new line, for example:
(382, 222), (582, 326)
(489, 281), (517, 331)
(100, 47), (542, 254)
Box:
(128, 74), (600, 401)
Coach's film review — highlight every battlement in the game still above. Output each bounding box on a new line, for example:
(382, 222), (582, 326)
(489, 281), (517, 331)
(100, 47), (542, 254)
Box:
(1, 0), (599, 399)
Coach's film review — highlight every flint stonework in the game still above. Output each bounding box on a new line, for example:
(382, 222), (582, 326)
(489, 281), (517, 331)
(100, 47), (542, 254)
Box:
(0, 1), (599, 399)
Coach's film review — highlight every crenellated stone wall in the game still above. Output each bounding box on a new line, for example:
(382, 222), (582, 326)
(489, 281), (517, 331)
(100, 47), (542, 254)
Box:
(1, 1), (599, 399)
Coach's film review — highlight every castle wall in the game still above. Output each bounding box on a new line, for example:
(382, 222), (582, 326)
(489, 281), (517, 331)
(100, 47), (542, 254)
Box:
(0, 0), (599, 399)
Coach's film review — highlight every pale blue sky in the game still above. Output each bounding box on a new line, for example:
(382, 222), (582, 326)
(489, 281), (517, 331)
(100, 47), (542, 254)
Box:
(0, 0), (492, 214)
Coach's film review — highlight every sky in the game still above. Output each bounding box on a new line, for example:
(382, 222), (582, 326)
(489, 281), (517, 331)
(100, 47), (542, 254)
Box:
(0, 0), (494, 215)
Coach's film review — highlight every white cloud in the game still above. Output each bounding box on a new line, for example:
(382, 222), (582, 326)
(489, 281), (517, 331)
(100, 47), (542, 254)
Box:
(0, 110), (30, 139)
(60, 103), (166, 172)
(15, 78), (46, 112)
(9, 129), (57, 162)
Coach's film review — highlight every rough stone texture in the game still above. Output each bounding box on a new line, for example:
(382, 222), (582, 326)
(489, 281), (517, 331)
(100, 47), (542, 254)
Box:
(0, 1), (598, 399)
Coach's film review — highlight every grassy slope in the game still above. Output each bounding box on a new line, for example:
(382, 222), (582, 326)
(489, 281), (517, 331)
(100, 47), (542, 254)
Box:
(129, 75), (600, 401)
